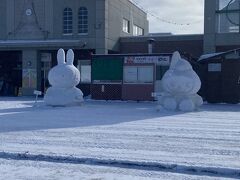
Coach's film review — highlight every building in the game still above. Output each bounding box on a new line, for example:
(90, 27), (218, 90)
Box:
(120, 34), (204, 59)
(198, 48), (240, 103)
(0, 0), (148, 96)
(121, 0), (240, 56)
(204, 0), (240, 53)
(91, 53), (172, 101)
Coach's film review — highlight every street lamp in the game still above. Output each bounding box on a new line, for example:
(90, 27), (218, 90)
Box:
(147, 38), (155, 54)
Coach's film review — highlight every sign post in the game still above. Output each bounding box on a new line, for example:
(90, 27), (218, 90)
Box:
(33, 90), (42, 106)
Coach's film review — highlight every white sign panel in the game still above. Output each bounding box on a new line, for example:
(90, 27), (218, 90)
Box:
(208, 63), (222, 72)
(123, 66), (153, 84)
(124, 66), (138, 83)
(138, 66), (153, 83)
(124, 56), (170, 66)
(81, 65), (91, 83)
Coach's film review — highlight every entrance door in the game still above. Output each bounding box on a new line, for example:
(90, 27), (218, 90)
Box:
(207, 72), (222, 103)
(0, 51), (22, 96)
(206, 63), (222, 103)
(41, 53), (52, 93)
(206, 60), (240, 104)
(222, 60), (240, 103)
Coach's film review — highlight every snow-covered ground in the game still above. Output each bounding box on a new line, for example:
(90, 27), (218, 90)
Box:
(0, 97), (239, 180)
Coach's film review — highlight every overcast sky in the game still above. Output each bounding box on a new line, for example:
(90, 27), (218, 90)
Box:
(132, 0), (205, 34)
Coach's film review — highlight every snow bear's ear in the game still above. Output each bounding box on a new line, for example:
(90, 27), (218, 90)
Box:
(170, 51), (181, 69)
(57, 48), (65, 65)
(66, 49), (74, 65)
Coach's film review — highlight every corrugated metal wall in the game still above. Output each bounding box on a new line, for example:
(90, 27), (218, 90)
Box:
(204, 59), (240, 103)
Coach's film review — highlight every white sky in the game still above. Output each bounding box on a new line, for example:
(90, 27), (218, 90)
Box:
(132, 0), (205, 34)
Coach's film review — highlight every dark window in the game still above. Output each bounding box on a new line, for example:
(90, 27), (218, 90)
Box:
(63, 8), (73, 34)
(133, 25), (144, 36)
(78, 7), (88, 34)
(123, 18), (130, 33)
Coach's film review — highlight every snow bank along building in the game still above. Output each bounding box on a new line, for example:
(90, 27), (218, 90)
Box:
(0, 0), (148, 96)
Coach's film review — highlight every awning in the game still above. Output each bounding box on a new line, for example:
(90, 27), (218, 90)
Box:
(0, 40), (85, 49)
(198, 48), (240, 62)
(198, 52), (224, 61)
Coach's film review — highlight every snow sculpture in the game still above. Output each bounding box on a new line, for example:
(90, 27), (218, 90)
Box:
(44, 48), (83, 106)
(159, 51), (203, 111)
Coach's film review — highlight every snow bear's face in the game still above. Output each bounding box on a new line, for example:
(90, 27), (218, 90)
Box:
(162, 71), (196, 95)
(48, 65), (80, 88)
(161, 51), (201, 96)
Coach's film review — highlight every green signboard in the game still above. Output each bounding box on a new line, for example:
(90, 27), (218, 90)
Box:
(92, 57), (123, 81)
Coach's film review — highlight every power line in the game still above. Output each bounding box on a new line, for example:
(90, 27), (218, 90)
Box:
(131, 0), (202, 26)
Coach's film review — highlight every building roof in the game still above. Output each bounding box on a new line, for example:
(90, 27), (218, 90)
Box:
(198, 48), (240, 62)
(198, 52), (225, 61)
(120, 34), (204, 43)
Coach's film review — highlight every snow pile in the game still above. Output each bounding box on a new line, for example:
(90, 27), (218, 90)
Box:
(44, 49), (83, 106)
(159, 51), (203, 111)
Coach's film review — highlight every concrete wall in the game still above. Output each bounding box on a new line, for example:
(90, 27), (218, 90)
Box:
(0, 0), (148, 54)
(204, 0), (240, 53)
(1, 0), (97, 41)
(0, 0), (149, 95)
(95, 0), (108, 54)
(107, 0), (148, 52)
(5, 0), (47, 39)
(204, 0), (216, 53)
(0, 0), (7, 39)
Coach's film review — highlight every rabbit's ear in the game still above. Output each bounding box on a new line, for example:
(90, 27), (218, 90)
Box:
(170, 51), (181, 69)
(66, 49), (74, 65)
(57, 48), (66, 65)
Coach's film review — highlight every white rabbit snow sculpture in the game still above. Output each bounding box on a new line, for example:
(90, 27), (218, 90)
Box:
(159, 51), (203, 111)
(44, 48), (83, 106)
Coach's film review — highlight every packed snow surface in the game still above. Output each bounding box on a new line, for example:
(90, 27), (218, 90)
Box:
(0, 97), (239, 179)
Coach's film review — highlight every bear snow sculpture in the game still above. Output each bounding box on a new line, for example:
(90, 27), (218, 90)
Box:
(44, 48), (83, 106)
(159, 51), (203, 111)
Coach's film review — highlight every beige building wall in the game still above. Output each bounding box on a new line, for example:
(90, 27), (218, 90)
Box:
(0, 0), (148, 95)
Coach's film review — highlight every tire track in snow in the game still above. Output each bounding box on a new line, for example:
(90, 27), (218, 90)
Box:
(0, 151), (239, 179)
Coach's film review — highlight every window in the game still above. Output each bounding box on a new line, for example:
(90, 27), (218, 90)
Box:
(77, 60), (91, 83)
(133, 25), (144, 36)
(123, 66), (153, 84)
(63, 8), (73, 34)
(138, 66), (153, 83)
(124, 67), (138, 83)
(123, 18), (130, 33)
(208, 63), (222, 72)
(78, 7), (88, 34)
(216, 0), (240, 33)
